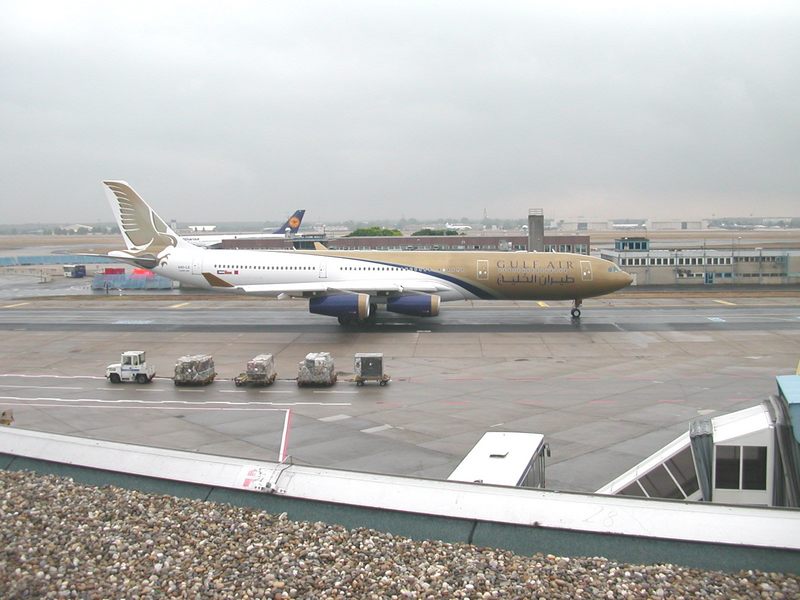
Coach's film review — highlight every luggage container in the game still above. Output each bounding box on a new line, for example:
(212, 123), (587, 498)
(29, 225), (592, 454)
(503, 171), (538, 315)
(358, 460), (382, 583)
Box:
(354, 352), (390, 386)
(297, 352), (336, 387)
(234, 354), (277, 387)
(173, 354), (216, 386)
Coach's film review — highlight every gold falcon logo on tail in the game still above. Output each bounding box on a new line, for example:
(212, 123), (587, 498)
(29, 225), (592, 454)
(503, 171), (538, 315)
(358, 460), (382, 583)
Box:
(103, 180), (181, 252)
(103, 180), (190, 269)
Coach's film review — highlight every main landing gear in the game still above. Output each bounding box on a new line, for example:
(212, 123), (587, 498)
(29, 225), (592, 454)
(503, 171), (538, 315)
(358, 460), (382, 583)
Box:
(571, 299), (582, 319)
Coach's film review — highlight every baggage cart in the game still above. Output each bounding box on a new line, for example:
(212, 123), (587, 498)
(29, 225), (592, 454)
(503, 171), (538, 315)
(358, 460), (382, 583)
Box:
(354, 352), (390, 386)
(234, 354), (277, 387)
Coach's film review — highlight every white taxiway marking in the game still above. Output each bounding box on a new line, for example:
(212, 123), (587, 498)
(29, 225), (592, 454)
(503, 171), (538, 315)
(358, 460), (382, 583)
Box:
(259, 390), (293, 394)
(361, 424), (392, 434)
(1, 374), (106, 380)
(113, 320), (153, 325)
(219, 390), (247, 393)
(313, 390), (358, 394)
(707, 317), (726, 322)
(319, 414), (352, 422)
(0, 395), (349, 408)
(712, 299), (736, 306)
(0, 402), (289, 412)
(176, 389), (206, 393)
(0, 384), (84, 390)
(2, 302), (30, 308)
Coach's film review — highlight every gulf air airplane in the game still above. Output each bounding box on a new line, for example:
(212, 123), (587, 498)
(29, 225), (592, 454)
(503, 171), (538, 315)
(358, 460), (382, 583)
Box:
(103, 181), (633, 324)
(182, 209), (306, 248)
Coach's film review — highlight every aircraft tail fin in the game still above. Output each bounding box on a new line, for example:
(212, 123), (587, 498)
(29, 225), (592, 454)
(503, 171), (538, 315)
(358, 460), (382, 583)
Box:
(103, 181), (191, 253)
(272, 209), (305, 234)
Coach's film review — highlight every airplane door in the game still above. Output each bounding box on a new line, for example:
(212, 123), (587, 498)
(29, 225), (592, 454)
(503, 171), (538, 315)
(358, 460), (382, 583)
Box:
(580, 260), (592, 281)
(477, 260), (489, 280)
(191, 255), (202, 275)
(318, 261), (327, 279)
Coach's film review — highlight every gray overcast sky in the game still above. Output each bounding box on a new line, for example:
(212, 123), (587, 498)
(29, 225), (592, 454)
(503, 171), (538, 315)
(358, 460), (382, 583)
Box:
(1, 1), (798, 224)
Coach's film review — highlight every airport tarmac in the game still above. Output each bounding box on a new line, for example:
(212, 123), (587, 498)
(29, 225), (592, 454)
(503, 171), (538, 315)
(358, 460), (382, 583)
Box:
(2, 292), (799, 492)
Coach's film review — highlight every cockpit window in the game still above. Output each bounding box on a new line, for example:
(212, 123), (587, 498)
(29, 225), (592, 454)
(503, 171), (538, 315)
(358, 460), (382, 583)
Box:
(608, 265), (621, 273)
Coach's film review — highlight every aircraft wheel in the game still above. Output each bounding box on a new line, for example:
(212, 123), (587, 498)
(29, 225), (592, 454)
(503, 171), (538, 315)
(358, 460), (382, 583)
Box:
(338, 315), (352, 325)
(109, 373), (121, 384)
(571, 308), (581, 319)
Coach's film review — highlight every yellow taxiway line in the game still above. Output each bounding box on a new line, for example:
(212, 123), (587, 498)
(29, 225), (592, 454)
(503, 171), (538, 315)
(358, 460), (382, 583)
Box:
(712, 299), (737, 306)
(537, 301), (549, 308)
(2, 302), (30, 308)
(167, 302), (191, 309)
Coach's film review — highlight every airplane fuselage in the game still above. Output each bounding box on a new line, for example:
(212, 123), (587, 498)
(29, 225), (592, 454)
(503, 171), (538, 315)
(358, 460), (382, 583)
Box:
(155, 247), (631, 302)
(102, 179), (632, 321)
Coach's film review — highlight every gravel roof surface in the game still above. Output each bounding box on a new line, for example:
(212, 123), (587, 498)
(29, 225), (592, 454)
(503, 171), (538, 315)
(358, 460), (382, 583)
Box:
(1, 470), (797, 599)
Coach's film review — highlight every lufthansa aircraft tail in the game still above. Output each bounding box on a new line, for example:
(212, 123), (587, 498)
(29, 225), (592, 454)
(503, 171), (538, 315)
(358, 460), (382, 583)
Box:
(272, 209), (306, 234)
(103, 180), (192, 268)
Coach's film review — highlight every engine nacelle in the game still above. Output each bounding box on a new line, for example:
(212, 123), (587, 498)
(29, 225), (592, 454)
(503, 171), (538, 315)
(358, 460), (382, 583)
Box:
(385, 294), (440, 317)
(309, 293), (370, 320)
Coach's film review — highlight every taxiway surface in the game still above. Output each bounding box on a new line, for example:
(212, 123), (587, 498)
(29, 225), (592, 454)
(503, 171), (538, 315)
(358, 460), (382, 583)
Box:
(1, 294), (799, 492)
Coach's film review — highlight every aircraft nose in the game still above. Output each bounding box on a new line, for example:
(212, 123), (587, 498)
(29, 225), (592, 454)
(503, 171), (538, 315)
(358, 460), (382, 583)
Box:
(622, 271), (633, 287)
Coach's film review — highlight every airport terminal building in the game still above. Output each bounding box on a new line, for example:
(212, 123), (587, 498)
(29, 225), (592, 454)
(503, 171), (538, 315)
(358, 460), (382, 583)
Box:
(601, 237), (800, 285)
(222, 234), (591, 254)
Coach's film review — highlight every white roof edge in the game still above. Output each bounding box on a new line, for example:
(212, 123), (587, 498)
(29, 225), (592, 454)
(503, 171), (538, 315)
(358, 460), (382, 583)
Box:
(1, 427), (799, 550)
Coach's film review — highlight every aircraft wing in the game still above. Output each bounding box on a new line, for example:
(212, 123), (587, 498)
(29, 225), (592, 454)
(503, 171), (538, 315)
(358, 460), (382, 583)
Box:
(202, 273), (449, 296)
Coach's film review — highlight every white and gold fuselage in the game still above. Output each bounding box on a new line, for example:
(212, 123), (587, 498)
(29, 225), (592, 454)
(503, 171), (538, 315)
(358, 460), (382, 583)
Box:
(102, 179), (632, 320)
(150, 246), (632, 302)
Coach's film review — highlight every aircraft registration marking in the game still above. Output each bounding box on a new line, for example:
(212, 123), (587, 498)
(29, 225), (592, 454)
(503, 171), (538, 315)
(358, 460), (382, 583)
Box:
(2, 302), (30, 308)
(712, 300), (736, 306)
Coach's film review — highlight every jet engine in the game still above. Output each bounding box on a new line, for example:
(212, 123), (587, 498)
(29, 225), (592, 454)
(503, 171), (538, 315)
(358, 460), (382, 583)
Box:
(309, 293), (370, 320)
(385, 294), (440, 317)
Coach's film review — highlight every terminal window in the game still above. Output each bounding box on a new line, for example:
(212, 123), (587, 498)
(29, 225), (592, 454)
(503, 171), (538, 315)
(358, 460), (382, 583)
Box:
(617, 446), (699, 500)
(715, 445), (768, 491)
(742, 446), (767, 490)
(715, 445), (740, 489)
